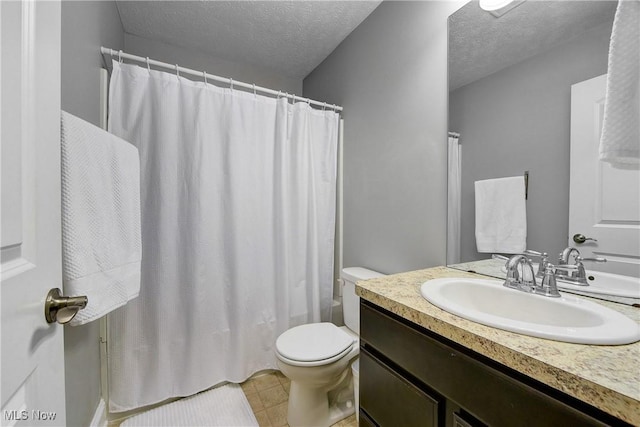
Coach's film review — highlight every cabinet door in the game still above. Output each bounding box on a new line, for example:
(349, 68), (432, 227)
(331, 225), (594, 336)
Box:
(361, 302), (611, 427)
(360, 349), (440, 427)
(359, 410), (378, 427)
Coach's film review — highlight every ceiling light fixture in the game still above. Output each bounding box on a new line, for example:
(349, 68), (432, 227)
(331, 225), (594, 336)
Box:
(479, 0), (514, 11)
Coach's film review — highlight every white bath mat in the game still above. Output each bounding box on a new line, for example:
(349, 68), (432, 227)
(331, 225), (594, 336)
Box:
(121, 384), (258, 427)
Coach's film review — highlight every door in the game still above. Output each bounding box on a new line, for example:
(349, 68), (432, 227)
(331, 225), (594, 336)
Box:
(569, 74), (640, 277)
(1, 1), (66, 425)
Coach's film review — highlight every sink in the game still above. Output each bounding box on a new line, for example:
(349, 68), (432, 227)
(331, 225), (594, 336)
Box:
(420, 278), (640, 345)
(556, 270), (640, 299)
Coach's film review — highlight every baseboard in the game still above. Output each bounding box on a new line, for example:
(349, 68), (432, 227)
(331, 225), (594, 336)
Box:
(90, 398), (107, 427)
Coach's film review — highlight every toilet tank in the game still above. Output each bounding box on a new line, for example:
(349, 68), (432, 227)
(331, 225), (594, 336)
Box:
(341, 267), (385, 334)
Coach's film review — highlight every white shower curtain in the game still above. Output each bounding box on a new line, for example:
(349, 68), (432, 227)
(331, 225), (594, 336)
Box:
(106, 61), (339, 412)
(447, 133), (461, 264)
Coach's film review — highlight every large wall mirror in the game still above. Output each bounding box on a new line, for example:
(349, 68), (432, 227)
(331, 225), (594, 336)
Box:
(446, 1), (640, 303)
(447, 0), (640, 303)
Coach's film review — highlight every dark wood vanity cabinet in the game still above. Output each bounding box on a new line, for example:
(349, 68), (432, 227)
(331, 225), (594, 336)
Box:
(359, 300), (630, 427)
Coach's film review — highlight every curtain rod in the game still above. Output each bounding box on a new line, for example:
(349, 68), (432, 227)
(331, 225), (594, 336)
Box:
(100, 47), (343, 113)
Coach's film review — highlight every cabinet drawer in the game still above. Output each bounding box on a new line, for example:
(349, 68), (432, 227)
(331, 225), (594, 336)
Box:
(361, 301), (610, 427)
(360, 349), (440, 427)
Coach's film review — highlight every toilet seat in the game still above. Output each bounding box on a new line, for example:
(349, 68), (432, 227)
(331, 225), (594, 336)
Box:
(276, 323), (356, 367)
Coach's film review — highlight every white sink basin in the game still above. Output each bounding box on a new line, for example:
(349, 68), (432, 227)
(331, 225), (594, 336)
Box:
(557, 270), (640, 299)
(420, 278), (640, 345)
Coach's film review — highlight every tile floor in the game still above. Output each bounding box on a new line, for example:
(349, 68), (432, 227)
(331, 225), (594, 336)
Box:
(240, 371), (357, 427)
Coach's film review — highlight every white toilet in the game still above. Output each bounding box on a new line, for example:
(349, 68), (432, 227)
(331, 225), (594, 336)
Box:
(275, 267), (384, 427)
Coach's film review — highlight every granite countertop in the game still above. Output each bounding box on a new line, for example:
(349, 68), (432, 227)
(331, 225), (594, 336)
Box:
(355, 266), (640, 425)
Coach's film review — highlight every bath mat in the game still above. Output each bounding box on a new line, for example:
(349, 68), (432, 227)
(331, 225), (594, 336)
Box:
(121, 384), (258, 426)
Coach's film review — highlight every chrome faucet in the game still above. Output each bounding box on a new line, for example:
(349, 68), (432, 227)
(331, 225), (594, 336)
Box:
(556, 247), (607, 286)
(502, 253), (580, 298)
(559, 247), (580, 265)
(503, 254), (537, 293)
(536, 263), (577, 297)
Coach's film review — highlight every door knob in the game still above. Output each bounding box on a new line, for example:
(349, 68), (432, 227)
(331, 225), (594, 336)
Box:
(44, 288), (88, 324)
(573, 234), (597, 244)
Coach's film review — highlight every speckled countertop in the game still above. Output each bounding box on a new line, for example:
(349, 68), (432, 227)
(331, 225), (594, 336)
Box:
(355, 266), (640, 425)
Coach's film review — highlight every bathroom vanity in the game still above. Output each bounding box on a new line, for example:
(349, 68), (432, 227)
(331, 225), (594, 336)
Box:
(356, 267), (640, 426)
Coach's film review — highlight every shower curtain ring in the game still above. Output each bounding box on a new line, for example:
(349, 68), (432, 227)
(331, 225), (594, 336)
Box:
(203, 71), (208, 85)
(175, 64), (180, 78)
(146, 57), (151, 72)
(118, 50), (123, 63)
(253, 83), (257, 98)
(229, 78), (234, 90)
(277, 90), (281, 99)
(323, 102), (327, 111)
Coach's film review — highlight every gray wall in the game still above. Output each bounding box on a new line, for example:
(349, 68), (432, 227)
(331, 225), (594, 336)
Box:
(124, 34), (302, 95)
(449, 22), (611, 264)
(304, 1), (466, 275)
(61, 2), (124, 426)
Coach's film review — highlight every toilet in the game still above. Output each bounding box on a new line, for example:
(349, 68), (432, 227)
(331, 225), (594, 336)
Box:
(275, 267), (385, 427)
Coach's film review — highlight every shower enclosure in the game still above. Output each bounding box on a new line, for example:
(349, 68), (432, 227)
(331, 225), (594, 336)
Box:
(99, 54), (342, 413)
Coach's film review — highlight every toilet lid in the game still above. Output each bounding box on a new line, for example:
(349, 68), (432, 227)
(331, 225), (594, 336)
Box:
(276, 323), (355, 362)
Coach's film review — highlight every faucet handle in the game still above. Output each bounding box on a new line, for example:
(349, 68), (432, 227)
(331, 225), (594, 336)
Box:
(524, 250), (549, 277)
(524, 249), (547, 258)
(553, 264), (579, 273)
(535, 263), (576, 298)
(576, 256), (607, 263)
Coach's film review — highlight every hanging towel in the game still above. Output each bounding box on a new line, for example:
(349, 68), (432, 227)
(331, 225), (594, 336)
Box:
(475, 176), (527, 254)
(599, 0), (640, 167)
(60, 111), (142, 326)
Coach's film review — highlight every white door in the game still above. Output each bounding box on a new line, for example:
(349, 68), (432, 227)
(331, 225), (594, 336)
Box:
(569, 74), (640, 278)
(1, 1), (66, 425)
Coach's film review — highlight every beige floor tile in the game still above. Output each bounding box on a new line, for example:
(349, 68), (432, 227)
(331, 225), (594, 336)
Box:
(253, 373), (281, 391)
(254, 410), (272, 427)
(240, 379), (258, 395)
(245, 391), (265, 413)
(342, 414), (358, 427)
(266, 401), (289, 427)
(275, 370), (291, 394)
(258, 384), (288, 408)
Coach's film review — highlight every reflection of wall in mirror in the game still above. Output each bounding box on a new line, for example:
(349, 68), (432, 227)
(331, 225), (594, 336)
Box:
(449, 21), (612, 264)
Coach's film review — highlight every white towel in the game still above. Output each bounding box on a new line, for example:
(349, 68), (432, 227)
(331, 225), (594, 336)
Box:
(60, 111), (141, 326)
(599, 0), (640, 167)
(475, 176), (527, 254)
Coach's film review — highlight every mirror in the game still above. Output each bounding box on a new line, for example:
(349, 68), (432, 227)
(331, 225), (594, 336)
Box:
(445, 1), (640, 304)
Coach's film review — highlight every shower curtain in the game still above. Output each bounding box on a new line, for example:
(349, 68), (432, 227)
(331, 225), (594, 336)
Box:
(106, 61), (339, 412)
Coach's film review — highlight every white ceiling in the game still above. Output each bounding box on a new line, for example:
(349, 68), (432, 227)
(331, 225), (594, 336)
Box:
(115, 1), (382, 79)
(449, 1), (617, 91)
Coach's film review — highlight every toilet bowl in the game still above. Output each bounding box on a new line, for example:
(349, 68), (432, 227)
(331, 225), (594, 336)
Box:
(275, 267), (384, 427)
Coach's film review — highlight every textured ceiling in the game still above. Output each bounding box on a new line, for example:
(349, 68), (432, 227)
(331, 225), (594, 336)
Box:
(449, 1), (617, 91)
(116, 1), (382, 79)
